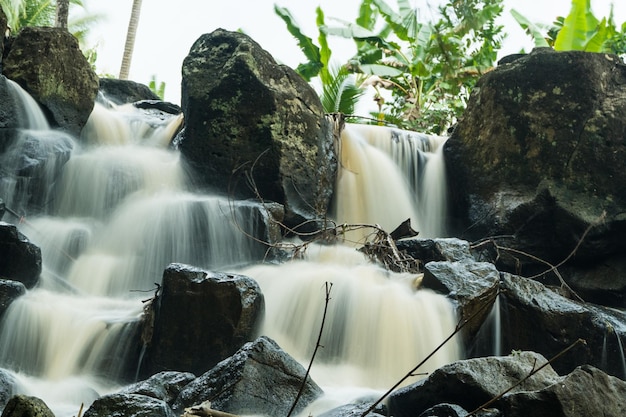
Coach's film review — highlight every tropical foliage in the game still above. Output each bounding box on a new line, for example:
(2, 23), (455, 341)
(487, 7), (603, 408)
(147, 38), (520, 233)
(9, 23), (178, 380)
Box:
(277, 0), (505, 134)
(512, 0), (626, 57)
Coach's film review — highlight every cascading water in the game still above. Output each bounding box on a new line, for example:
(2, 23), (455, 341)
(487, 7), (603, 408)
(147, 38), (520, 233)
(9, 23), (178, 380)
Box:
(0, 83), (461, 416)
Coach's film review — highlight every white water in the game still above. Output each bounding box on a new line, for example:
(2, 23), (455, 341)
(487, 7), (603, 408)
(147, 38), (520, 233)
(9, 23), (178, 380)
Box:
(0, 83), (460, 416)
(334, 123), (448, 243)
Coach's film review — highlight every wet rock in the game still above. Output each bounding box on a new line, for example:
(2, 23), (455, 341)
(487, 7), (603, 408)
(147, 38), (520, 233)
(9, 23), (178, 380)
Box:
(3, 27), (99, 137)
(0, 279), (25, 318)
(1, 395), (54, 417)
(83, 393), (175, 417)
(318, 402), (386, 417)
(0, 222), (40, 288)
(119, 371), (196, 406)
(388, 351), (559, 417)
(422, 260), (500, 343)
(173, 336), (323, 416)
(396, 238), (474, 264)
(179, 29), (336, 229)
(445, 49), (626, 284)
(498, 365), (626, 417)
(0, 370), (16, 410)
(98, 78), (160, 105)
(499, 272), (626, 378)
(0, 129), (73, 214)
(139, 263), (264, 377)
(0, 7), (6, 69)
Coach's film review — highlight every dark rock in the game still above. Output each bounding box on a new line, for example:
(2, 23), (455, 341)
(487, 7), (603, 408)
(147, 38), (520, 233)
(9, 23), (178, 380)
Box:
(0, 129), (73, 214)
(388, 351), (559, 417)
(140, 263), (264, 377)
(0, 7), (6, 68)
(179, 29), (336, 228)
(98, 78), (160, 105)
(417, 403), (471, 417)
(498, 365), (626, 417)
(1, 395), (54, 417)
(3, 27), (99, 136)
(500, 273), (626, 378)
(133, 100), (182, 116)
(445, 49), (626, 278)
(83, 393), (175, 417)
(396, 238), (474, 264)
(318, 402), (386, 417)
(118, 371), (196, 406)
(0, 369), (16, 410)
(173, 336), (323, 416)
(422, 260), (500, 342)
(0, 279), (25, 317)
(561, 256), (626, 308)
(0, 222), (41, 288)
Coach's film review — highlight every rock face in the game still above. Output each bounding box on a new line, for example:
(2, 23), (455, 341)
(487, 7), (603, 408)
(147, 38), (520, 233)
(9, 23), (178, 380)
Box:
(179, 29), (336, 228)
(83, 394), (175, 417)
(140, 263), (264, 377)
(2, 27), (99, 137)
(499, 273), (626, 378)
(0, 278), (25, 318)
(445, 48), (626, 303)
(98, 78), (160, 104)
(173, 336), (323, 416)
(0, 7), (6, 70)
(0, 222), (41, 288)
(1, 395), (55, 417)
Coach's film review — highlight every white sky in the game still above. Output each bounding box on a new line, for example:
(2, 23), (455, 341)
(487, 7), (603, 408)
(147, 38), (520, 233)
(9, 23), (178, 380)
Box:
(85, 0), (626, 105)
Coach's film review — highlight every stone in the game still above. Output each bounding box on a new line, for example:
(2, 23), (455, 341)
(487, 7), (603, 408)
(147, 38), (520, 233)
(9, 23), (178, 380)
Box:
(498, 365), (626, 417)
(0, 278), (25, 318)
(139, 263), (264, 377)
(98, 78), (160, 105)
(0, 370), (16, 411)
(179, 29), (336, 229)
(1, 395), (54, 417)
(173, 336), (323, 416)
(83, 393), (175, 417)
(445, 49), (626, 282)
(119, 371), (196, 406)
(387, 351), (559, 417)
(0, 222), (41, 288)
(3, 27), (99, 137)
(422, 260), (500, 343)
(500, 273), (626, 378)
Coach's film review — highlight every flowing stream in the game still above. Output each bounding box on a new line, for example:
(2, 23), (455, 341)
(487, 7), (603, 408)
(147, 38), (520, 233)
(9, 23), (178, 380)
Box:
(0, 83), (460, 416)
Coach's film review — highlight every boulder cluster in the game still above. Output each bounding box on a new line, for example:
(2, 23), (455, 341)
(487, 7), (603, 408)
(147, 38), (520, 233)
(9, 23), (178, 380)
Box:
(0, 8), (625, 416)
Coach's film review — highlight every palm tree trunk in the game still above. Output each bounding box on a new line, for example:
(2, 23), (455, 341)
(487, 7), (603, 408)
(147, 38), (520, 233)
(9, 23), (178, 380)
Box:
(119, 0), (143, 80)
(55, 0), (69, 29)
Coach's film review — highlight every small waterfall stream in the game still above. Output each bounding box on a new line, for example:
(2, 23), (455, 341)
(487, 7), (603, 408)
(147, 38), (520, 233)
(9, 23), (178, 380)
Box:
(0, 82), (460, 416)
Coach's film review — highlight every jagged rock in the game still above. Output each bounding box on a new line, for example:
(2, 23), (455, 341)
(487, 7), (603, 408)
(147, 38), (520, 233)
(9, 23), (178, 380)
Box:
(421, 260), (500, 343)
(0, 279), (25, 318)
(173, 336), (323, 416)
(0, 129), (73, 214)
(119, 371), (196, 406)
(499, 272), (626, 378)
(498, 365), (626, 417)
(0, 370), (16, 410)
(139, 263), (264, 377)
(445, 49), (626, 297)
(83, 393), (175, 417)
(396, 238), (474, 264)
(1, 395), (54, 417)
(3, 27), (99, 136)
(387, 351), (559, 417)
(98, 78), (160, 105)
(0, 222), (40, 288)
(179, 29), (336, 229)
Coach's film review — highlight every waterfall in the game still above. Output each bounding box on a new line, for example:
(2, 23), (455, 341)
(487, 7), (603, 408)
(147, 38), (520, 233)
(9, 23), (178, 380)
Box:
(0, 85), (460, 416)
(334, 123), (448, 243)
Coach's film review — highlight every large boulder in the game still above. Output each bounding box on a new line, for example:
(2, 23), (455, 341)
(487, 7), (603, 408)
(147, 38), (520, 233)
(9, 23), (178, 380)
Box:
(0, 222), (41, 288)
(2, 27), (99, 136)
(499, 272), (626, 378)
(1, 395), (54, 417)
(83, 393), (175, 417)
(445, 49), (626, 282)
(119, 371), (196, 407)
(139, 263), (264, 377)
(173, 336), (323, 416)
(179, 29), (336, 228)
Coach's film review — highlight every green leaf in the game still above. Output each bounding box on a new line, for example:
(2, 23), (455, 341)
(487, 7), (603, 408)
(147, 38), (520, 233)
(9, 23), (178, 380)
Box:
(511, 9), (550, 48)
(359, 63), (404, 77)
(274, 5), (321, 75)
(554, 0), (601, 51)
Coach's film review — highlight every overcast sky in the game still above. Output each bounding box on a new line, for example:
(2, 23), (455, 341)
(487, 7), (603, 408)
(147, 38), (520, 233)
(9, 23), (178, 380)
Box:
(86, 0), (626, 105)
